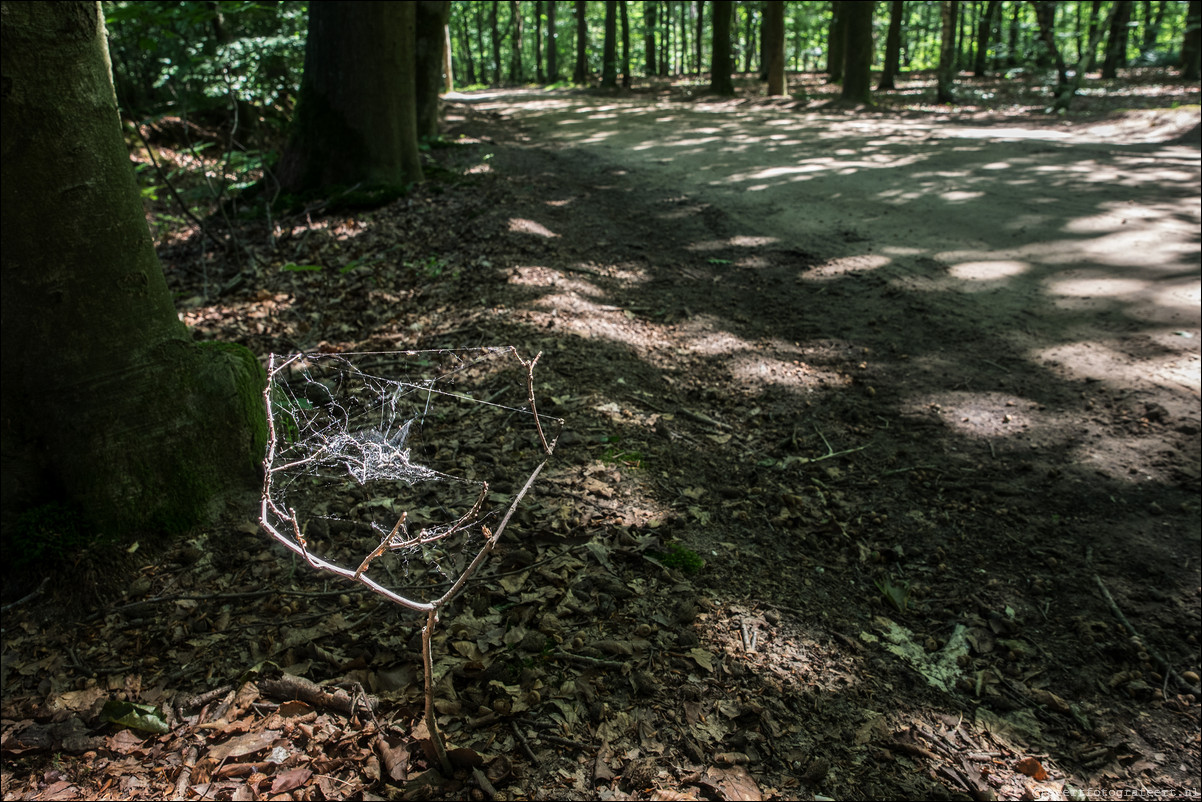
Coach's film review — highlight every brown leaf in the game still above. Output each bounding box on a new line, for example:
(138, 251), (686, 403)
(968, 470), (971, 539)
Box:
(1015, 756), (1048, 781)
(207, 730), (281, 762)
(271, 767), (312, 793)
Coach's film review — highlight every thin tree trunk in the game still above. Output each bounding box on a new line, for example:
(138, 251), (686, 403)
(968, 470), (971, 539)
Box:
(1102, 0), (1132, 78)
(937, 0), (958, 102)
(547, 0), (559, 80)
(535, 0), (544, 82)
(1031, 1), (1068, 91)
(509, 0), (524, 82)
(695, 0), (705, 76)
(645, 1), (657, 75)
(828, 1), (847, 82)
(841, 0), (874, 103)
(574, 0), (587, 82)
(974, 0), (1000, 76)
(764, 0), (787, 95)
(601, 0), (618, 87)
(878, 0), (904, 89)
(710, 0), (734, 94)
(416, 1), (451, 140)
(1183, 0), (1201, 81)
(620, 0), (631, 87)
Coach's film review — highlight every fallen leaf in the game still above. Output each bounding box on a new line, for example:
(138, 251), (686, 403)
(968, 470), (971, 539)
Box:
(1015, 756), (1048, 781)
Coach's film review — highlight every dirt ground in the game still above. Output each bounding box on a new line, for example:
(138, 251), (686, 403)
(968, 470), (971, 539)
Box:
(2, 72), (1200, 801)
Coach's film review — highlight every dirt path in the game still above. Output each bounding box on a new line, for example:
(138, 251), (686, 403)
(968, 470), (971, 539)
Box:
(3, 87), (1198, 801)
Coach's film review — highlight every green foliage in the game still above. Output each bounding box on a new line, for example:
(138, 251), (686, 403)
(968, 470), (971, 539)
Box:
(876, 575), (912, 614)
(648, 543), (705, 574)
(105, 0), (307, 124)
(599, 435), (643, 469)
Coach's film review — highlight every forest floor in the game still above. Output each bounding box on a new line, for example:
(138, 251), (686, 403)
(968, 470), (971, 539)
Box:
(2, 71), (1200, 801)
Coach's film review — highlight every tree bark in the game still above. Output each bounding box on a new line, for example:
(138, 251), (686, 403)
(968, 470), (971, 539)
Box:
(509, 0), (524, 81)
(710, 0), (735, 94)
(620, 0), (631, 87)
(573, 0), (588, 83)
(764, 0), (787, 95)
(827, 1), (847, 82)
(1184, 0), (1202, 81)
(1102, 0), (1132, 78)
(547, 0), (560, 80)
(278, 2), (422, 192)
(936, 0), (958, 102)
(0, 1), (265, 540)
(644, 1), (657, 75)
(535, 0), (545, 82)
(695, 0), (705, 76)
(416, 1), (451, 141)
(878, 0), (904, 89)
(602, 0), (618, 87)
(973, 0), (1001, 76)
(841, 0), (874, 103)
(1031, 1), (1068, 91)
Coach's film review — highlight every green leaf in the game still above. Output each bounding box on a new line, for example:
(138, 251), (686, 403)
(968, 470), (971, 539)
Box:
(100, 700), (170, 734)
(281, 263), (323, 272)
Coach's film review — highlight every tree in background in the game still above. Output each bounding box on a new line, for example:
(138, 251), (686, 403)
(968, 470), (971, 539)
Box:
(508, 0), (524, 81)
(937, 0), (958, 102)
(620, 0), (632, 87)
(602, 0), (619, 87)
(764, 0), (787, 95)
(1, 2), (265, 551)
(827, 1), (847, 82)
(710, 0), (735, 95)
(547, 0), (560, 80)
(416, 1), (451, 140)
(644, 1), (657, 75)
(841, 0), (874, 103)
(277, 2), (422, 193)
(973, 0), (1001, 76)
(1185, 0), (1202, 80)
(1102, 0), (1133, 78)
(574, 0), (588, 83)
(878, 0), (904, 90)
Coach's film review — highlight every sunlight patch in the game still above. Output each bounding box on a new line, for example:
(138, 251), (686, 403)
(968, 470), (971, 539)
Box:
(913, 391), (1036, 439)
(509, 218), (559, 238)
(1045, 274), (1147, 298)
(804, 253), (891, 279)
(949, 261), (1028, 281)
(1036, 340), (1201, 393)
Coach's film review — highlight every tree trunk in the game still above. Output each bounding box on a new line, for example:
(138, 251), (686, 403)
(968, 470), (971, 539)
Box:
(878, 0), (904, 89)
(509, 0), (524, 82)
(490, 1), (502, 83)
(1102, 0), (1132, 78)
(620, 1), (631, 87)
(1184, 0), (1202, 81)
(444, 22), (455, 91)
(535, 0), (545, 82)
(547, 0), (560, 80)
(0, 1), (265, 542)
(937, 0), (958, 102)
(602, 0), (618, 87)
(973, 0), (1001, 76)
(764, 0), (787, 95)
(841, 0), (874, 103)
(416, 1), (451, 141)
(1051, 0), (1119, 110)
(1031, 1), (1068, 91)
(828, 1), (847, 82)
(644, 1), (657, 75)
(710, 0), (735, 94)
(574, 0), (588, 83)
(695, 0), (705, 76)
(278, 2), (421, 192)
(457, 13), (477, 85)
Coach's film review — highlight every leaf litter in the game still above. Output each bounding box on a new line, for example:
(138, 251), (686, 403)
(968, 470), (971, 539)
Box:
(3, 75), (1200, 800)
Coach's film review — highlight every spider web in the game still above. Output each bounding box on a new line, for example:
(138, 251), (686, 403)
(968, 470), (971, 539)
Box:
(261, 348), (561, 608)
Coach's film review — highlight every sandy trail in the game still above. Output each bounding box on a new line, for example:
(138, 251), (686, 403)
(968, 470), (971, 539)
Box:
(459, 89), (1201, 398)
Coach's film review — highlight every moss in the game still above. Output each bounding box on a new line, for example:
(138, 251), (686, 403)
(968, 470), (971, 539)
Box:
(648, 544), (705, 574)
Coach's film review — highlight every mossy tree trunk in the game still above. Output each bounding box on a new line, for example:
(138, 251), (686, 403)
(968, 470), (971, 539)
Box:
(0, 2), (266, 540)
(937, 0), (959, 103)
(416, 1), (451, 141)
(277, 1), (422, 193)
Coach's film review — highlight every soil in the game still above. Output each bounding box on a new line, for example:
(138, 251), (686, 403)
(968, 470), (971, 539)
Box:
(2, 72), (1199, 801)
